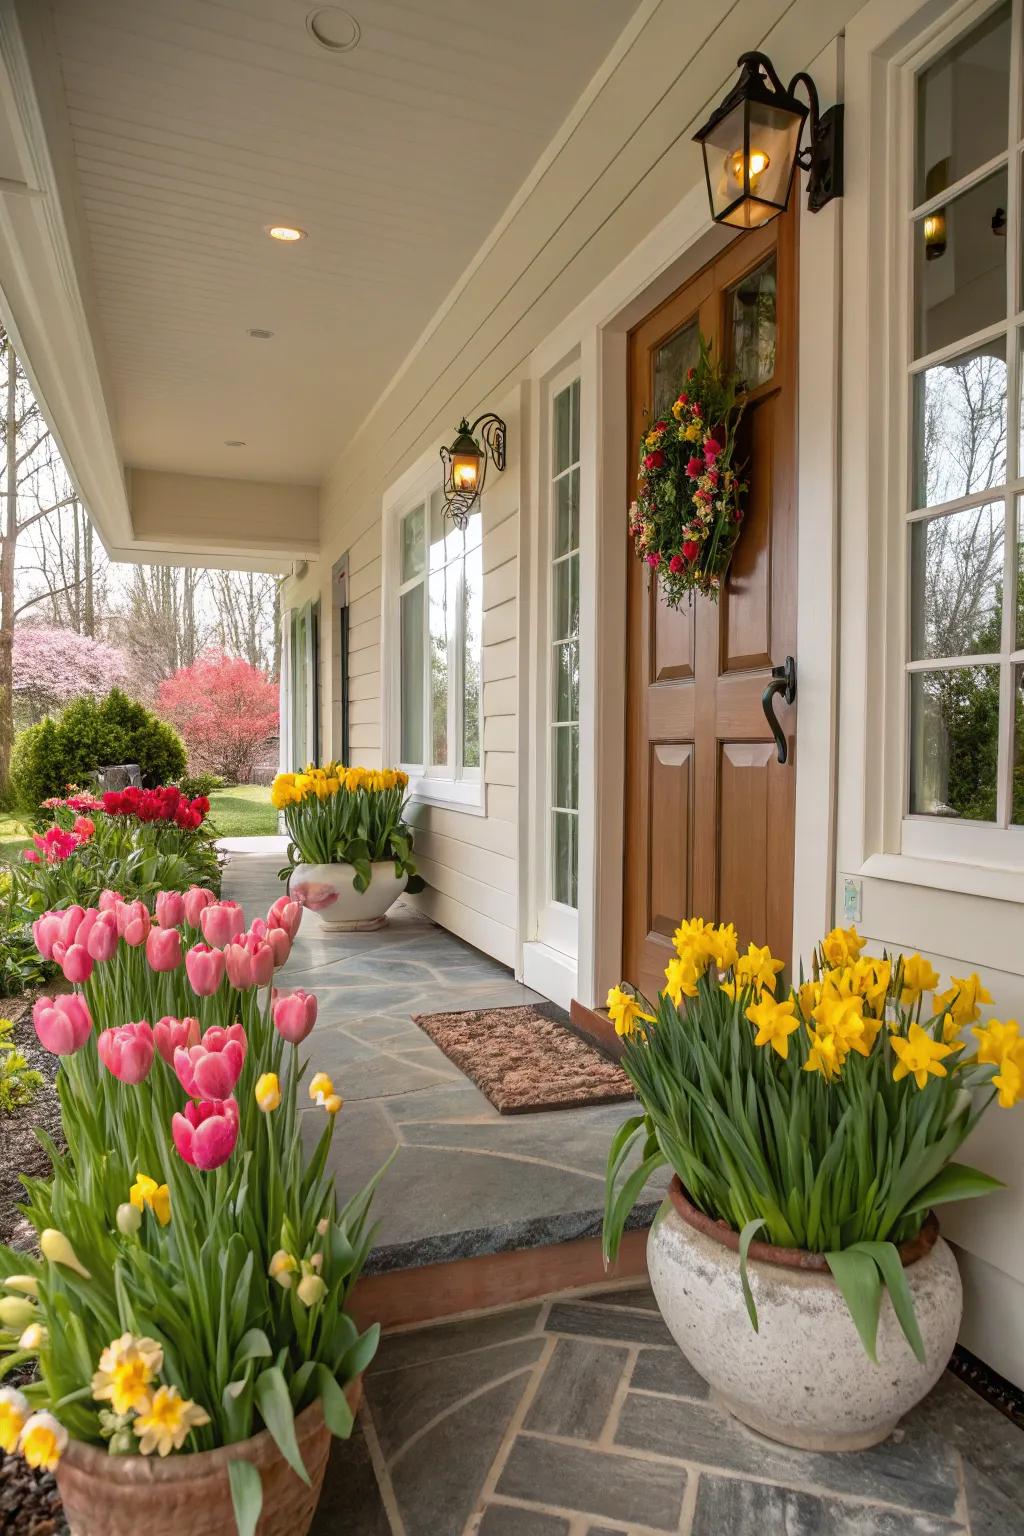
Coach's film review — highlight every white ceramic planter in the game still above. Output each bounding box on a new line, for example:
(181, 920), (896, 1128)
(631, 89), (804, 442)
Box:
(647, 1178), (962, 1452)
(289, 861), (408, 931)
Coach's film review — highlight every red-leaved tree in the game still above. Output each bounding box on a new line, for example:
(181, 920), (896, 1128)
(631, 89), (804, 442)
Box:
(156, 650), (278, 782)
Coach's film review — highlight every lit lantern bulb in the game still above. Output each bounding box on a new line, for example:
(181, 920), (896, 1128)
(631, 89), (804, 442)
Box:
(452, 456), (479, 493)
(729, 147), (770, 189)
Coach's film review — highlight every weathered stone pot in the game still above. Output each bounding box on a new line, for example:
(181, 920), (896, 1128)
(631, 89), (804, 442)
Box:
(288, 861), (407, 931)
(647, 1178), (962, 1452)
(57, 1380), (362, 1536)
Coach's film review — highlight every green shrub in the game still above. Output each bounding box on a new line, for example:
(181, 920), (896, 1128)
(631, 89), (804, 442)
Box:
(178, 770), (225, 799)
(11, 689), (186, 819)
(0, 1017), (42, 1113)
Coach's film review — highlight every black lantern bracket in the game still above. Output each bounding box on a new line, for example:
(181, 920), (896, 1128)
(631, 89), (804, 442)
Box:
(440, 412), (507, 530)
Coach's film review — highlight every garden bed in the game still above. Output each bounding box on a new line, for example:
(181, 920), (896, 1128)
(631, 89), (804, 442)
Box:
(0, 997), (63, 1251)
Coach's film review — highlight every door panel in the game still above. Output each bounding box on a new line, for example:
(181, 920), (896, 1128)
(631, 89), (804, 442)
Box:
(623, 214), (797, 1002)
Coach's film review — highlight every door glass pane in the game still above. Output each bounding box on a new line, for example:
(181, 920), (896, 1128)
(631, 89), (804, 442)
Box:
(553, 640), (579, 723)
(731, 255), (777, 388)
(552, 724), (579, 810)
(552, 811), (578, 908)
(910, 502), (1004, 659)
(915, 3), (1011, 205)
(554, 385), (573, 475)
(552, 553), (579, 642)
(402, 505), (426, 582)
(909, 665), (1000, 820)
(400, 584), (424, 764)
(428, 568), (450, 766)
(653, 320), (700, 420)
(914, 168), (1007, 358)
(571, 379), (581, 463)
(1013, 664), (1024, 824)
(462, 543), (482, 769)
(912, 338), (1006, 508)
(554, 468), (579, 558)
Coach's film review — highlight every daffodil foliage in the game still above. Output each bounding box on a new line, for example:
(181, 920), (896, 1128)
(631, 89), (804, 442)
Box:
(604, 920), (1016, 1361)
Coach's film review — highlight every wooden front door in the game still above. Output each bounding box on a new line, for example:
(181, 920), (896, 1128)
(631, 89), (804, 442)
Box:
(623, 214), (798, 1003)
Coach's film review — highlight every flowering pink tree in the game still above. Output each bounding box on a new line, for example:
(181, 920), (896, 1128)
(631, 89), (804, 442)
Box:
(156, 650), (278, 782)
(13, 625), (131, 725)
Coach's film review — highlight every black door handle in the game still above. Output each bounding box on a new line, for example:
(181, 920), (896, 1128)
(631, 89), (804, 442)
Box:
(762, 656), (796, 765)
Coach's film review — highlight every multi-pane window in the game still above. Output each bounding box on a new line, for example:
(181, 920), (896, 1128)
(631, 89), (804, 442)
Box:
(550, 380), (580, 908)
(904, 1), (1024, 829)
(397, 488), (482, 779)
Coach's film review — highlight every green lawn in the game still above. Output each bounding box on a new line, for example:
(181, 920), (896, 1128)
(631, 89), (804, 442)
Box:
(0, 813), (32, 865)
(207, 784), (278, 838)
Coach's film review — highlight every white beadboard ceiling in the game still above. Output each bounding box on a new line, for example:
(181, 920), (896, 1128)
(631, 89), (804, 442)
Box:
(49, 0), (641, 484)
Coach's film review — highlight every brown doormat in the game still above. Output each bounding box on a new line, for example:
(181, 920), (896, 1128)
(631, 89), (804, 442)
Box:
(410, 1003), (634, 1114)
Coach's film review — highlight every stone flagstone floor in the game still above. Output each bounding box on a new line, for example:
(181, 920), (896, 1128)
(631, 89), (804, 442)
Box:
(222, 840), (664, 1271)
(313, 1281), (1024, 1536)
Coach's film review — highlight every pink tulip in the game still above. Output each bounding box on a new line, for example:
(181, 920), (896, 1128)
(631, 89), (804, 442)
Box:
(185, 944), (225, 997)
(116, 900), (149, 939)
(247, 937), (275, 987)
(146, 926), (182, 973)
(123, 916), (150, 947)
(266, 927), (291, 969)
(98, 889), (123, 913)
(97, 1021), (155, 1085)
(32, 914), (62, 961)
(200, 901), (245, 948)
(57, 907), (86, 947)
(172, 1097), (239, 1170)
(268, 897), (302, 940)
(74, 908), (99, 949)
(153, 1015), (200, 1064)
(32, 995), (92, 1055)
(155, 890), (185, 930)
(174, 1023), (246, 1099)
(86, 911), (119, 963)
(224, 941), (253, 991)
(60, 944), (93, 985)
(272, 988), (317, 1044)
(182, 886), (215, 928)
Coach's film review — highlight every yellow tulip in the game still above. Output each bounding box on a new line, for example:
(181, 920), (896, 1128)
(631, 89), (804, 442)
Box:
(255, 1072), (282, 1112)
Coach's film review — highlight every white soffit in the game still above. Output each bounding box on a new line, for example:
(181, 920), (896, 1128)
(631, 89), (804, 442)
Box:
(47, 0), (643, 485)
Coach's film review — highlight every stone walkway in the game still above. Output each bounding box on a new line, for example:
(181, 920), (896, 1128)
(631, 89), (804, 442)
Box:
(314, 1281), (1024, 1536)
(222, 841), (663, 1270)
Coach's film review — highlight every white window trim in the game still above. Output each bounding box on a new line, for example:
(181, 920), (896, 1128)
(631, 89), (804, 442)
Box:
(381, 459), (485, 816)
(840, 0), (1024, 898)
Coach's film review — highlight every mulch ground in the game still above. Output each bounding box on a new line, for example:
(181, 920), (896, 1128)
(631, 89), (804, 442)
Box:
(411, 1003), (634, 1113)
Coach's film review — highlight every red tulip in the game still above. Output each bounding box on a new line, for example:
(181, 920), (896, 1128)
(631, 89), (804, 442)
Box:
(146, 926), (182, 973)
(172, 1097), (239, 1170)
(32, 995), (92, 1056)
(153, 1015), (200, 1065)
(97, 1021), (154, 1085)
(272, 989), (317, 1044)
(682, 540), (700, 562)
(185, 944), (225, 997)
(155, 890), (186, 929)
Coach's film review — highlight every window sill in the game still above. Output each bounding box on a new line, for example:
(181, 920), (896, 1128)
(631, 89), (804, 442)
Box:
(859, 852), (1024, 907)
(407, 774), (485, 817)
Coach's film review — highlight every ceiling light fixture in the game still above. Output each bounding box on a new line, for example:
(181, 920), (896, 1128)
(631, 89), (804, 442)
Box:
(225, 440), (246, 447)
(306, 7), (361, 52)
(266, 225), (307, 242)
(248, 328), (274, 339)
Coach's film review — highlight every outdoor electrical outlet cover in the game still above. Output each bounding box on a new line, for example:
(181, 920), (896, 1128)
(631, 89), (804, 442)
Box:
(843, 876), (863, 924)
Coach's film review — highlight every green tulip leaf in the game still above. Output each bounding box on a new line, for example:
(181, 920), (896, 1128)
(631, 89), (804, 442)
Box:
(313, 1364), (355, 1439)
(254, 1366), (310, 1486)
(228, 1459), (263, 1536)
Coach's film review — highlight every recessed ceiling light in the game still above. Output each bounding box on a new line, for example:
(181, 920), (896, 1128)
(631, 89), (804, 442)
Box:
(225, 440), (246, 447)
(266, 225), (307, 242)
(248, 328), (274, 339)
(307, 7), (360, 52)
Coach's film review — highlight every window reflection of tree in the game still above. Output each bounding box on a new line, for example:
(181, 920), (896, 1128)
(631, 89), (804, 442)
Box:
(920, 353), (1006, 507)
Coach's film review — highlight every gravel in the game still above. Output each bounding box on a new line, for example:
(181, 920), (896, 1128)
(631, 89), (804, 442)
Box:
(0, 1454), (67, 1535)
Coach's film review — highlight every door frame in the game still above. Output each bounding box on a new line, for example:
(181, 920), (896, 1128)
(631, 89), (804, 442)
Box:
(564, 52), (844, 1009)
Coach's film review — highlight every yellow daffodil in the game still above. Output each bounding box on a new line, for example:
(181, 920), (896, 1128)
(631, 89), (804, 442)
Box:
(992, 1042), (1024, 1108)
(708, 923), (739, 972)
(933, 973), (994, 1030)
(40, 1229), (90, 1278)
(664, 955), (699, 1006)
(671, 917), (717, 971)
(19, 1412), (66, 1471)
(971, 1018), (1020, 1066)
(91, 1334), (164, 1415)
(19, 1324), (46, 1352)
(746, 995), (800, 1059)
(0, 1388), (29, 1454)
(803, 1029), (842, 1082)
(130, 1173), (171, 1227)
(890, 1022), (956, 1089)
(820, 925), (866, 969)
(846, 957), (891, 1014)
(736, 943), (785, 996)
(606, 986), (656, 1040)
(812, 992), (876, 1059)
(898, 954), (941, 1007)
(322, 1092), (343, 1115)
(134, 1386), (210, 1457)
(798, 980), (822, 1016)
(255, 1072), (281, 1112)
(269, 1249), (299, 1290)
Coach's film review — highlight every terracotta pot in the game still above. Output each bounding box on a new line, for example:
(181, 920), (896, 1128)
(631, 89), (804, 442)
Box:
(647, 1178), (962, 1452)
(288, 861), (407, 931)
(57, 1379), (362, 1536)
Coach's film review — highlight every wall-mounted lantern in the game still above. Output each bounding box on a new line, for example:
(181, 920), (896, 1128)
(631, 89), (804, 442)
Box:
(693, 52), (843, 229)
(440, 414), (506, 529)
